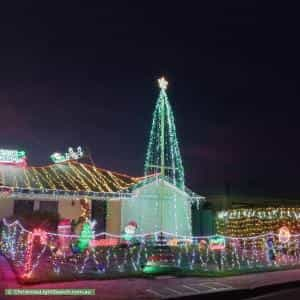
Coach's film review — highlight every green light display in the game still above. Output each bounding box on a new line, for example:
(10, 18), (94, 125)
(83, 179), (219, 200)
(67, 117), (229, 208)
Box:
(0, 149), (26, 163)
(50, 146), (83, 163)
(144, 77), (185, 190)
(77, 222), (94, 252)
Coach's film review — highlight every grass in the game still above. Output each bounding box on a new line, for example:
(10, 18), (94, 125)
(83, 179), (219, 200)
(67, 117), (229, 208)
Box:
(4, 245), (300, 285)
(17, 264), (300, 284)
(19, 271), (154, 285)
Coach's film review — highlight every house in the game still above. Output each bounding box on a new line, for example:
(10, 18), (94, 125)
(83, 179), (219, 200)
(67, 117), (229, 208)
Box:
(0, 160), (203, 235)
(0, 77), (205, 235)
(0, 160), (139, 233)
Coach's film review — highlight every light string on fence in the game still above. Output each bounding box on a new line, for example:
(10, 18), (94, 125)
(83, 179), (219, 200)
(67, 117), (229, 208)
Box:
(3, 218), (298, 240)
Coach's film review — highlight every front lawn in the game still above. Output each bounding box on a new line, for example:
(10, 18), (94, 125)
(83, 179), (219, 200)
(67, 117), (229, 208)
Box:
(16, 261), (300, 284)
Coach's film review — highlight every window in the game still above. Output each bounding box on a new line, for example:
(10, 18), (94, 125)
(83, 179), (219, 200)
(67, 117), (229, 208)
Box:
(92, 201), (107, 232)
(14, 200), (34, 215)
(39, 201), (58, 214)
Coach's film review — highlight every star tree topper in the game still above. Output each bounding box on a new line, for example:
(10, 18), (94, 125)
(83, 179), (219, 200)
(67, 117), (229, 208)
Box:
(158, 76), (168, 90)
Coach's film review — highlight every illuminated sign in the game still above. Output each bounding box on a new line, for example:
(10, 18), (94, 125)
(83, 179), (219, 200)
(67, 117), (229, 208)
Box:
(90, 238), (119, 247)
(0, 149), (27, 167)
(209, 236), (226, 251)
(51, 146), (83, 163)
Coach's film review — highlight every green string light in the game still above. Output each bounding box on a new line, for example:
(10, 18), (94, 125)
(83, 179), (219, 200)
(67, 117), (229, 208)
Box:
(144, 77), (185, 190)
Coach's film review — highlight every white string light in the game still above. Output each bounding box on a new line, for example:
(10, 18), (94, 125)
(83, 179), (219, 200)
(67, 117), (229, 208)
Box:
(2, 218), (295, 240)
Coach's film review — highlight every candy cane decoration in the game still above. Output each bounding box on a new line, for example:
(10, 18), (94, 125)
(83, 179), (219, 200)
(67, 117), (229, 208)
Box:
(23, 228), (47, 278)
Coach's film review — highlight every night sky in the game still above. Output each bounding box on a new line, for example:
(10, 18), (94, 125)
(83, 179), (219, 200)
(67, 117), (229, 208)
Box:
(1, 2), (300, 197)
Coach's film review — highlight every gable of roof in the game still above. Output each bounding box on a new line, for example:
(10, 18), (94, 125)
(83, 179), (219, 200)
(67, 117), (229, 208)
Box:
(128, 175), (205, 202)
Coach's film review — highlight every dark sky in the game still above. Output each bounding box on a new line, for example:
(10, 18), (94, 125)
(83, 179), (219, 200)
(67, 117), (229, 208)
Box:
(1, 1), (300, 196)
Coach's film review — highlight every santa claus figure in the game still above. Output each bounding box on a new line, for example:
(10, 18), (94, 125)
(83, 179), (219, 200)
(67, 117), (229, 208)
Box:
(123, 221), (138, 243)
(57, 219), (72, 256)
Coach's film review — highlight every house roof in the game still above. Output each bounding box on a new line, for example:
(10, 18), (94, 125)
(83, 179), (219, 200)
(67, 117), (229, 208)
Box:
(0, 161), (140, 193)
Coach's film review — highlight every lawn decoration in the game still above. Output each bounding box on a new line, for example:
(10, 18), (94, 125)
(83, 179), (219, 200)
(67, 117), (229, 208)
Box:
(266, 236), (276, 264)
(278, 226), (290, 244)
(167, 238), (178, 246)
(123, 221), (137, 240)
(71, 243), (81, 254)
(199, 239), (208, 250)
(23, 228), (47, 278)
(57, 219), (72, 256)
(76, 220), (96, 253)
(209, 235), (226, 251)
(7, 216), (300, 283)
(143, 232), (179, 275)
(277, 227), (290, 264)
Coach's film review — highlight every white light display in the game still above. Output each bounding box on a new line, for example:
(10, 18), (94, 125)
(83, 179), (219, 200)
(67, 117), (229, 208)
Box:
(2, 218), (300, 282)
(51, 146), (84, 163)
(0, 149), (27, 167)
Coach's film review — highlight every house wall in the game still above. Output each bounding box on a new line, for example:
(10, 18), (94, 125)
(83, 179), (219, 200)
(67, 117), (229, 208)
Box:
(58, 199), (82, 220)
(121, 180), (192, 236)
(0, 196), (86, 222)
(34, 198), (83, 220)
(0, 198), (43, 219)
(106, 200), (121, 234)
(0, 197), (14, 219)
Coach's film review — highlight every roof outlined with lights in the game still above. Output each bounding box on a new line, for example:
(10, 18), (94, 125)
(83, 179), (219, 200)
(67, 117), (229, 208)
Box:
(0, 161), (141, 193)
